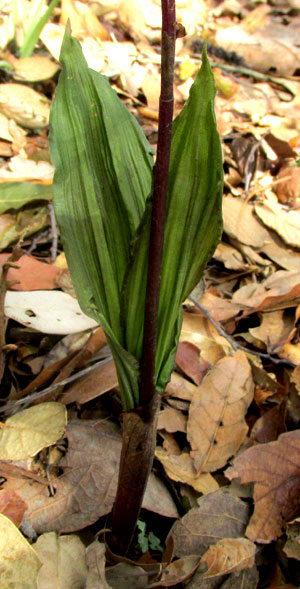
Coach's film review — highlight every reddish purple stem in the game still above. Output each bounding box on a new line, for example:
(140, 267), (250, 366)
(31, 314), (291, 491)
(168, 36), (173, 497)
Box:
(140, 0), (176, 406)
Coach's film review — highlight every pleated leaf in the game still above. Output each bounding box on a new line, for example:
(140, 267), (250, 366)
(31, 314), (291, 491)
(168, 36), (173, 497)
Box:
(123, 48), (223, 392)
(49, 27), (154, 408)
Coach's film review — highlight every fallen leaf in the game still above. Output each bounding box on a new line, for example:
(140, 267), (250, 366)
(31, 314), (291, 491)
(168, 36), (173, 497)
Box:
(0, 84), (50, 128)
(150, 555), (201, 587)
(169, 489), (250, 557)
(58, 357), (118, 405)
(232, 270), (300, 314)
(255, 201), (300, 248)
(214, 242), (249, 271)
(60, 0), (110, 40)
(249, 310), (295, 354)
(215, 19), (300, 75)
(155, 448), (219, 494)
(226, 430), (300, 542)
(181, 310), (230, 365)
(0, 111), (27, 142)
(276, 162), (300, 206)
(223, 196), (269, 248)
(34, 531), (88, 588)
(0, 513), (41, 585)
(197, 292), (242, 323)
(0, 402), (67, 460)
(0, 182), (52, 214)
(283, 520), (300, 561)
(261, 231), (300, 273)
(4, 290), (98, 334)
(250, 404), (286, 444)
(0, 154), (54, 181)
(157, 407), (187, 433)
(105, 562), (149, 589)
(10, 56), (60, 82)
(166, 372), (197, 402)
(176, 341), (208, 385)
(3, 420), (178, 533)
(0, 489), (27, 527)
(86, 541), (111, 589)
(0, 254), (62, 291)
(201, 537), (255, 578)
(187, 351), (254, 473)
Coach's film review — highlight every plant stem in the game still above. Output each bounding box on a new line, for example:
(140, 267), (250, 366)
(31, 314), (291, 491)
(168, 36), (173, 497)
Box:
(108, 0), (176, 555)
(140, 0), (176, 407)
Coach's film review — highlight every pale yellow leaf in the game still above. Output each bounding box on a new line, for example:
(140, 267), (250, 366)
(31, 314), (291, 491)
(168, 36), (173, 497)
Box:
(34, 532), (88, 588)
(0, 83), (50, 129)
(0, 513), (41, 586)
(12, 56), (60, 82)
(0, 402), (67, 460)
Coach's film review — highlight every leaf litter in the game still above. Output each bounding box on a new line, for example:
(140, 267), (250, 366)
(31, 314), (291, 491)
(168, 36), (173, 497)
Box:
(1, 0), (300, 586)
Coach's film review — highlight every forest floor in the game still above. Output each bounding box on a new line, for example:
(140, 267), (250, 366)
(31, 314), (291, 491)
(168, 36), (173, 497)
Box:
(0, 0), (300, 587)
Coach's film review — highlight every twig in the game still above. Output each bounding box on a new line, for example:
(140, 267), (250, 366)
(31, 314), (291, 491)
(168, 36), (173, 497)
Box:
(189, 295), (295, 368)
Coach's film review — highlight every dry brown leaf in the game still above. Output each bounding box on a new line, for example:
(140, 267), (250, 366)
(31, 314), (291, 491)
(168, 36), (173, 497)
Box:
(201, 537), (255, 578)
(181, 311), (230, 365)
(34, 532), (88, 588)
(226, 430), (300, 542)
(232, 270), (300, 314)
(166, 372), (197, 402)
(0, 489), (27, 527)
(261, 230), (300, 273)
(60, 0), (110, 40)
(250, 404), (286, 444)
(169, 489), (250, 558)
(0, 84), (50, 129)
(249, 310), (295, 354)
(0, 402), (67, 461)
(255, 201), (300, 248)
(105, 562), (149, 589)
(150, 556), (201, 587)
(197, 292), (242, 324)
(276, 163), (300, 206)
(176, 341), (208, 385)
(86, 541), (111, 589)
(283, 521), (300, 561)
(3, 420), (177, 533)
(187, 351), (254, 473)
(223, 196), (269, 248)
(215, 19), (300, 75)
(214, 242), (249, 271)
(59, 358), (118, 405)
(157, 407), (187, 433)
(155, 448), (219, 494)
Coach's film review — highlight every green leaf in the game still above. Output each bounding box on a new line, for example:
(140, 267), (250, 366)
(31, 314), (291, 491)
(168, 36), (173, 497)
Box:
(0, 183), (52, 214)
(123, 48), (223, 392)
(50, 26), (153, 408)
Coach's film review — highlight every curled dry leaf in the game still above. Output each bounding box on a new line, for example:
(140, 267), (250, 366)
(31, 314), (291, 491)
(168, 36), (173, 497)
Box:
(226, 430), (300, 542)
(0, 402), (67, 461)
(10, 56), (60, 83)
(150, 555), (201, 588)
(170, 489), (250, 558)
(0, 489), (27, 527)
(155, 448), (219, 494)
(0, 84), (50, 129)
(232, 270), (300, 314)
(201, 537), (255, 578)
(187, 351), (254, 473)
